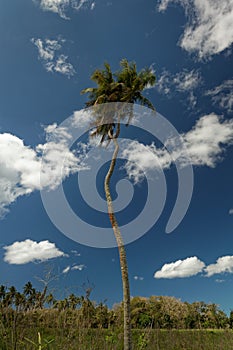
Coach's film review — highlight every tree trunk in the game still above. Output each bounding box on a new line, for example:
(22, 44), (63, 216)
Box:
(104, 137), (132, 350)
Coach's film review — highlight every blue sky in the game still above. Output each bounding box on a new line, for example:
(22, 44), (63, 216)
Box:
(0, 0), (233, 313)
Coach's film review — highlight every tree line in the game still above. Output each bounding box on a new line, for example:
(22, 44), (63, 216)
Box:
(0, 283), (232, 330)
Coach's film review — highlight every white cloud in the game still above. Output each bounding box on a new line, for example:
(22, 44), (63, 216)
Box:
(182, 114), (233, 167)
(158, 0), (233, 59)
(62, 265), (71, 273)
(156, 69), (201, 107)
(1, 112), (232, 216)
(122, 114), (233, 182)
(154, 256), (205, 279)
(177, 114), (231, 164)
(62, 264), (85, 273)
(3, 239), (65, 264)
(122, 141), (171, 183)
(133, 275), (144, 281)
(31, 37), (75, 77)
(229, 208), (233, 215)
(215, 279), (225, 283)
(205, 256), (233, 277)
(71, 264), (85, 271)
(52, 54), (76, 76)
(72, 0), (89, 11)
(158, 0), (172, 11)
(206, 79), (233, 114)
(173, 70), (201, 92)
(0, 124), (86, 216)
(39, 0), (70, 19)
(71, 249), (81, 256)
(31, 38), (61, 60)
(38, 0), (95, 19)
(156, 71), (172, 95)
(0, 133), (41, 216)
(72, 109), (94, 129)
(154, 255), (233, 279)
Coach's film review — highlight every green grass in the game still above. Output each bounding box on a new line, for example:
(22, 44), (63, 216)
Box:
(1, 328), (233, 350)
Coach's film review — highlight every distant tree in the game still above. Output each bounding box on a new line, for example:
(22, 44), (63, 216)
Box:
(68, 293), (81, 310)
(23, 282), (38, 310)
(229, 310), (233, 328)
(130, 297), (152, 328)
(80, 298), (96, 328)
(94, 302), (109, 328)
(15, 292), (26, 312)
(23, 282), (33, 296)
(203, 303), (228, 329)
(0, 285), (6, 304)
(46, 292), (54, 307)
(35, 285), (48, 309)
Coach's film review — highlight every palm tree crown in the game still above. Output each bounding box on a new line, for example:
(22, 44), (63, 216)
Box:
(81, 59), (155, 143)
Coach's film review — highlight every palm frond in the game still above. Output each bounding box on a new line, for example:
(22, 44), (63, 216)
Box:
(81, 59), (156, 143)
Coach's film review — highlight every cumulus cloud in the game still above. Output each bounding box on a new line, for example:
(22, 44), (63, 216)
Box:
(1, 111), (232, 216)
(31, 37), (75, 77)
(37, 0), (95, 19)
(122, 114), (233, 182)
(154, 255), (233, 279)
(205, 256), (233, 277)
(3, 239), (65, 264)
(156, 69), (202, 107)
(229, 209), (233, 215)
(122, 141), (171, 183)
(206, 79), (233, 114)
(181, 114), (233, 167)
(0, 123), (86, 217)
(158, 0), (233, 59)
(154, 256), (205, 279)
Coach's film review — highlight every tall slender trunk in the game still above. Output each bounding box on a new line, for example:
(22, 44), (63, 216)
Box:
(104, 137), (132, 350)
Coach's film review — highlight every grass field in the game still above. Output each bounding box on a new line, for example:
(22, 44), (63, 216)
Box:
(1, 328), (233, 349)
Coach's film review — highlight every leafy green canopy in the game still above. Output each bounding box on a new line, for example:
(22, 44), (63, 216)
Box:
(81, 59), (156, 143)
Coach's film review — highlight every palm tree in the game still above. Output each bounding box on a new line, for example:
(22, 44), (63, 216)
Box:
(46, 292), (55, 308)
(8, 286), (16, 307)
(23, 281), (36, 310)
(36, 285), (47, 309)
(0, 285), (6, 306)
(82, 59), (155, 350)
(15, 292), (26, 312)
(68, 293), (80, 310)
(23, 281), (33, 296)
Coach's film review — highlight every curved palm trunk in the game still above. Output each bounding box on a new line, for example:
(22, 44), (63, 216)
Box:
(104, 137), (132, 350)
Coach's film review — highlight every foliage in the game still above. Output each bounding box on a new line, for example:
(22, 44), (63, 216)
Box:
(23, 332), (54, 349)
(1, 327), (233, 349)
(81, 59), (156, 144)
(0, 283), (230, 332)
(0, 282), (232, 349)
